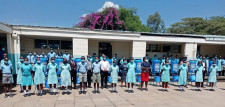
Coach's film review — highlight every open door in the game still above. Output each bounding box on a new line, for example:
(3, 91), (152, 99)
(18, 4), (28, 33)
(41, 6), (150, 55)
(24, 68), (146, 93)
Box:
(99, 42), (112, 58)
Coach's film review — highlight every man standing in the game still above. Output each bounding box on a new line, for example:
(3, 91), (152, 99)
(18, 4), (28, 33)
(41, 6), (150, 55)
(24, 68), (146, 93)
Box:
(68, 55), (77, 89)
(48, 48), (56, 63)
(86, 55), (92, 88)
(63, 50), (70, 61)
(100, 55), (110, 89)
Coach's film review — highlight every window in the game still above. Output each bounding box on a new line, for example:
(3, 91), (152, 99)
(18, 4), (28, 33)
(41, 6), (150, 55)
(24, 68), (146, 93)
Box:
(170, 45), (181, 53)
(61, 41), (72, 49)
(48, 40), (60, 49)
(34, 39), (47, 49)
(162, 45), (171, 52)
(146, 44), (161, 52)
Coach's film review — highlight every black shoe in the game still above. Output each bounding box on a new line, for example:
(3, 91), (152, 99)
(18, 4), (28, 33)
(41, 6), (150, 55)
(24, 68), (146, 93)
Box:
(97, 90), (100, 94)
(9, 93), (13, 97)
(74, 87), (77, 89)
(114, 90), (118, 93)
(101, 87), (103, 89)
(50, 92), (53, 95)
(23, 94), (27, 97)
(128, 90), (131, 93)
(140, 88), (143, 91)
(83, 91), (86, 94)
(40, 93), (43, 96)
(93, 90), (96, 94)
(62, 92), (65, 95)
(146, 88), (148, 91)
(165, 89), (168, 92)
(20, 90), (23, 93)
(4, 94), (8, 98)
(37, 93), (40, 96)
(130, 90), (134, 93)
(28, 93), (31, 96)
(54, 92), (57, 95)
(88, 86), (92, 88)
(79, 91), (83, 94)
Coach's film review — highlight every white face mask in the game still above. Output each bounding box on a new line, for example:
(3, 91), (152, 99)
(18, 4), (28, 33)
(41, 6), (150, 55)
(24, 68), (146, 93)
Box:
(145, 59), (148, 62)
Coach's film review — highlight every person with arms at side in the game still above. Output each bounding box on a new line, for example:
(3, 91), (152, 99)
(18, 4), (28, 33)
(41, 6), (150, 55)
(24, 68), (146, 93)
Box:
(126, 57), (136, 93)
(68, 55), (77, 89)
(161, 60), (171, 92)
(120, 59), (128, 87)
(86, 55), (93, 88)
(140, 57), (151, 91)
(48, 48), (56, 63)
(17, 56), (24, 93)
(77, 56), (88, 94)
(100, 55), (110, 89)
(33, 58), (45, 96)
(92, 57), (101, 94)
(60, 58), (72, 95)
(109, 60), (119, 93)
(178, 61), (188, 92)
(208, 61), (218, 91)
(47, 57), (58, 95)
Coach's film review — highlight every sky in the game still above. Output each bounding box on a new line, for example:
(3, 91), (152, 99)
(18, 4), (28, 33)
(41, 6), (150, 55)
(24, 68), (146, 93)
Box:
(0, 0), (225, 28)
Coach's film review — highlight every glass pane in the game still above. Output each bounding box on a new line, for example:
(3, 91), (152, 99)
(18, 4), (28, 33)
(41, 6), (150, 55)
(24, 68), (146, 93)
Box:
(48, 40), (60, 49)
(61, 41), (72, 49)
(35, 39), (47, 49)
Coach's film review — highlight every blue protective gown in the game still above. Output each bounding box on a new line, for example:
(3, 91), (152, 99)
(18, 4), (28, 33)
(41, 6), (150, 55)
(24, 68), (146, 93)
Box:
(109, 65), (119, 83)
(161, 65), (171, 82)
(195, 66), (205, 82)
(208, 66), (218, 83)
(17, 62), (23, 84)
(178, 64), (188, 85)
(33, 63), (45, 85)
(21, 64), (33, 86)
(60, 63), (71, 87)
(47, 62), (58, 84)
(126, 63), (136, 83)
(218, 59), (222, 71)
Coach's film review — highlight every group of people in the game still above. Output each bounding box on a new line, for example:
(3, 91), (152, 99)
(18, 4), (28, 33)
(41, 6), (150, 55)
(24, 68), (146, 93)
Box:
(0, 48), (224, 98)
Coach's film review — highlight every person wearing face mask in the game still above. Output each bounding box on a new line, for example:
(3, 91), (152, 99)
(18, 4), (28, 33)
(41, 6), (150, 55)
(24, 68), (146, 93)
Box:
(112, 54), (118, 65)
(21, 58), (33, 97)
(33, 51), (37, 64)
(109, 60), (119, 93)
(39, 52), (47, 58)
(201, 57), (207, 87)
(120, 56), (126, 65)
(47, 57), (58, 95)
(48, 48), (56, 63)
(195, 61), (205, 91)
(92, 57), (101, 94)
(178, 61), (188, 92)
(1, 53), (12, 66)
(126, 57), (136, 93)
(68, 55), (77, 89)
(160, 55), (166, 74)
(0, 47), (6, 61)
(119, 59), (128, 87)
(100, 55), (110, 89)
(60, 58), (72, 95)
(77, 56), (88, 94)
(1, 58), (13, 98)
(91, 53), (97, 63)
(26, 51), (33, 64)
(63, 50), (70, 61)
(140, 57), (151, 91)
(33, 58), (45, 96)
(86, 55), (93, 88)
(174, 55), (179, 62)
(17, 56), (24, 93)
(161, 60), (171, 92)
(56, 51), (63, 58)
(217, 56), (223, 76)
(208, 62), (218, 91)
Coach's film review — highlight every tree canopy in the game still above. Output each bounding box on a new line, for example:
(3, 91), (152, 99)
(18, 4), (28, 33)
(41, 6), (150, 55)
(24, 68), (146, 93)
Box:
(147, 12), (166, 33)
(167, 16), (225, 35)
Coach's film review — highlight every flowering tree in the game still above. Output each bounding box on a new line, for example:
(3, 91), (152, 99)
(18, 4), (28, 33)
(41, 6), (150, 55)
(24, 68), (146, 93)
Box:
(76, 7), (123, 30)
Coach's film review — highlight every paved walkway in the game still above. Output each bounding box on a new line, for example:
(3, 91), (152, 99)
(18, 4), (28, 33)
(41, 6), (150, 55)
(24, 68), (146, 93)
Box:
(1, 82), (225, 107)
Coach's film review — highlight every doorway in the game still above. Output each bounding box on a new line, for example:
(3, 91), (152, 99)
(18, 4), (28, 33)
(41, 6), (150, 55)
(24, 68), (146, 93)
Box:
(99, 42), (112, 58)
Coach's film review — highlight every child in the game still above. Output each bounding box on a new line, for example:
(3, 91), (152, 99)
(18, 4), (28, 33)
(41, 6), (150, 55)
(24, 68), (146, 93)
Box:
(161, 60), (171, 92)
(21, 58), (34, 97)
(92, 57), (101, 94)
(126, 57), (136, 93)
(47, 57), (58, 95)
(77, 56), (88, 94)
(178, 61), (188, 92)
(17, 56), (24, 93)
(208, 61), (218, 91)
(120, 59), (128, 87)
(109, 60), (119, 93)
(195, 61), (204, 91)
(1, 58), (13, 98)
(33, 58), (45, 96)
(60, 58), (72, 95)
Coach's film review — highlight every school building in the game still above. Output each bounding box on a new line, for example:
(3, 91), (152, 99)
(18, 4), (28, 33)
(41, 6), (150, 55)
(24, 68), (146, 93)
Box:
(1, 22), (225, 74)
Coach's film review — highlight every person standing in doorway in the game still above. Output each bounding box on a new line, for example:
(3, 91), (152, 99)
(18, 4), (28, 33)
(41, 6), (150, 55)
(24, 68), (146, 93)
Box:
(100, 55), (110, 89)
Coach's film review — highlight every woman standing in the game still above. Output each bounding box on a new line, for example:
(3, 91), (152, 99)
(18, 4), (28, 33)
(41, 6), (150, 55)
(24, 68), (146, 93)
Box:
(120, 59), (128, 87)
(109, 60), (119, 93)
(21, 58), (33, 97)
(126, 57), (136, 93)
(17, 56), (24, 93)
(178, 61), (188, 92)
(161, 60), (171, 92)
(208, 61), (218, 91)
(140, 57), (150, 91)
(47, 57), (58, 95)
(60, 58), (72, 95)
(195, 61), (204, 91)
(33, 58), (45, 96)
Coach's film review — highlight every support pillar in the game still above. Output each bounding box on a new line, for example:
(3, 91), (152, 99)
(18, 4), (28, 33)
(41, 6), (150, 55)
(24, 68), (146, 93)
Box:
(183, 42), (197, 60)
(132, 41), (146, 59)
(72, 38), (88, 58)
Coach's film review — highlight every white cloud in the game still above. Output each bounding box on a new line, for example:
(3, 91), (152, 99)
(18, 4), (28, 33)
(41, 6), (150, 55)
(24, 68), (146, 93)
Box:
(81, 14), (87, 17)
(98, 1), (119, 12)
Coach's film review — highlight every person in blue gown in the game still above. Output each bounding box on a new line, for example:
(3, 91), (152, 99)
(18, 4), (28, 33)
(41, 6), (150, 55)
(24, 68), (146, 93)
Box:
(33, 58), (45, 96)
(208, 61), (218, 91)
(126, 57), (136, 93)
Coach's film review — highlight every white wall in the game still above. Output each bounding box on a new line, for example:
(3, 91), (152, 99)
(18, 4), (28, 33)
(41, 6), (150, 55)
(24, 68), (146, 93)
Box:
(132, 41), (146, 59)
(200, 45), (225, 57)
(111, 41), (131, 59)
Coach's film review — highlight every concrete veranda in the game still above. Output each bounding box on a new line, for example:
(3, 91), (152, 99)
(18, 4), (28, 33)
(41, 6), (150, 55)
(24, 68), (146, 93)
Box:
(1, 82), (225, 107)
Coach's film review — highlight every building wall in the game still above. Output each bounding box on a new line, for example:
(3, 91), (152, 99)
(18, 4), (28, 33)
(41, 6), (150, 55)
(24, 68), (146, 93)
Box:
(200, 45), (225, 57)
(111, 41), (131, 59)
(88, 40), (99, 56)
